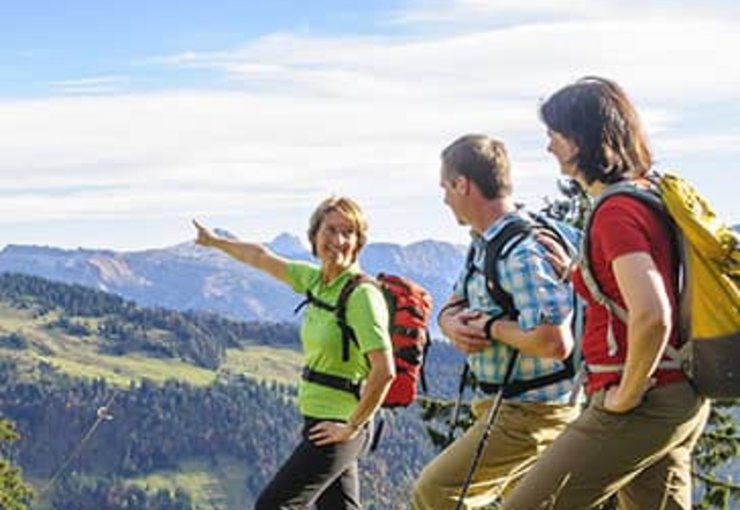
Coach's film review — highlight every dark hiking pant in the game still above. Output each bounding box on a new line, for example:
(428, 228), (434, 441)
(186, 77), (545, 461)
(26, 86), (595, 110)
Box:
(254, 417), (370, 510)
(500, 380), (710, 510)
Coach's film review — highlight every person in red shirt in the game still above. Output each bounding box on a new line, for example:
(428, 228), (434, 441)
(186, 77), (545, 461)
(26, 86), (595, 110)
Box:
(501, 77), (711, 510)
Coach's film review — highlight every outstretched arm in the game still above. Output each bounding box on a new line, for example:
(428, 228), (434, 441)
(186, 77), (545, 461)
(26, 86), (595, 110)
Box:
(192, 219), (290, 284)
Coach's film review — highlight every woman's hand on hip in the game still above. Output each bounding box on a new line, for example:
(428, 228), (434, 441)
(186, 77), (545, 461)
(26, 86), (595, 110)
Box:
(308, 421), (358, 446)
(603, 378), (656, 414)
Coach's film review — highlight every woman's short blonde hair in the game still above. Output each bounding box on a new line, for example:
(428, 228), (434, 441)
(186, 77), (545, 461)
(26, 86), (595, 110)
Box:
(307, 196), (368, 262)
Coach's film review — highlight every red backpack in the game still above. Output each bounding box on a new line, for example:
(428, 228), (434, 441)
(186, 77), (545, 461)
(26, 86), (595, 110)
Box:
(299, 273), (433, 407)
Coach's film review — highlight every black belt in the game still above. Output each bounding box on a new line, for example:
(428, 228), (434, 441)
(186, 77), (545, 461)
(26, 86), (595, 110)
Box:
(302, 367), (361, 400)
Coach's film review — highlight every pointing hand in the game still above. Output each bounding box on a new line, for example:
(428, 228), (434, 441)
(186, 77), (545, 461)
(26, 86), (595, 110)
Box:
(192, 219), (217, 247)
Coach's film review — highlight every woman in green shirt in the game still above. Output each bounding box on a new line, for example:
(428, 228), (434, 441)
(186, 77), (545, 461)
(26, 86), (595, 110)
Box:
(193, 196), (395, 509)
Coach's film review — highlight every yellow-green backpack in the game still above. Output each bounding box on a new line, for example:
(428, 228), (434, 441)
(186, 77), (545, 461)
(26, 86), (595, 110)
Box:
(579, 172), (740, 400)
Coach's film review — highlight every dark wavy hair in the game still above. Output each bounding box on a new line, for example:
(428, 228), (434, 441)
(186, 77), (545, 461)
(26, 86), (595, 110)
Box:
(540, 76), (652, 185)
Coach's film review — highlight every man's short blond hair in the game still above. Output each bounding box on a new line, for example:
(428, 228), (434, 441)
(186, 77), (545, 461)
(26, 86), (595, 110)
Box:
(441, 134), (512, 199)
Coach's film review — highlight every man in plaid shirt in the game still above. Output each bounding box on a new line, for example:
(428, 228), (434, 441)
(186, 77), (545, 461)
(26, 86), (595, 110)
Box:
(412, 134), (581, 510)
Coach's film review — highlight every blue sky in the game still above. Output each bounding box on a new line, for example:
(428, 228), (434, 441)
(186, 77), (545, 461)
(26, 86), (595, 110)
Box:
(1, 0), (739, 250)
(1, 1), (402, 96)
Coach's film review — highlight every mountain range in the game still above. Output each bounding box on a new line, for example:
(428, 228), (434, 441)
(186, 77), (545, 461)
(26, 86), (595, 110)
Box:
(0, 234), (467, 328)
(3, 223), (737, 328)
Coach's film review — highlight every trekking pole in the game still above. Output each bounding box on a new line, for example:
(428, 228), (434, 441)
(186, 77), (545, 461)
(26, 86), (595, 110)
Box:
(447, 362), (470, 444)
(454, 350), (520, 510)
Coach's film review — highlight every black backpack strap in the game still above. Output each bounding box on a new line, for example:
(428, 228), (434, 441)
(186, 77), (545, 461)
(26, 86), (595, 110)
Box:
(295, 274), (376, 362)
(335, 274), (376, 361)
(462, 244), (477, 304)
(418, 329), (431, 393)
(479, 356), (575, 398)
(482, 217), (533, 319)
(462, 219), (529, 315)
(294, 290), (336, 314)
(478, 215), (578, 398)
(302, 367), (361, 399)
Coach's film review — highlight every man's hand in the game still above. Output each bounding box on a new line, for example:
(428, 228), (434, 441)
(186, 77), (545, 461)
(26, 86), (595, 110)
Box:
(466, 314), (507, 342)
(440, 308), (490, 354)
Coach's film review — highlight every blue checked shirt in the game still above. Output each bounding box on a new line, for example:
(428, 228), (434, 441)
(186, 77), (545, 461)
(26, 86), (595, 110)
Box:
(453, 212), (580, 403)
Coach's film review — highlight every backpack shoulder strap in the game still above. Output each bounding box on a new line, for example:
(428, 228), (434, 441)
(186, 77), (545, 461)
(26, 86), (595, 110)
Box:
(580, 180), (685, 361)
(578, 179), (689, 369)
(335, 274), (377, 361)
(482, 216), (533, 319)
(580, 182), (672, 323)
(294, 290), (335, 314)
(462, 244), (476, 304)
(476, 215), (583, 396)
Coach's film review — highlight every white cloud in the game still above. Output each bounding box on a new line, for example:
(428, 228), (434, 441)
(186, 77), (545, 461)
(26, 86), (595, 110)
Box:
(158, 15), (739, 108)
(655, 133), (740, 159)
(392, 0), (592, 25)
(45, 75), (131, 95)
(394, 0), (740, 26)
(2, 1), (739, 250)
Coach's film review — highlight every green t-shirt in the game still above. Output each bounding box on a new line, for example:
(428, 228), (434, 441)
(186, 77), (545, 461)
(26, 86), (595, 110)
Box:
(287, 261), (391, 421)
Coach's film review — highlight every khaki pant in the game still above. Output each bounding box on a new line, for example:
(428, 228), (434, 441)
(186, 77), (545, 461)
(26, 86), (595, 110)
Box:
(500, 380), (710, 510)
(412, 399), (579, 510)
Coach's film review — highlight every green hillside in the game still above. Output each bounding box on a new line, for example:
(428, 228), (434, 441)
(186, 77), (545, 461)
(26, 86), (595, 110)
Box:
(0, 272), (304, 387)
(1, 271), (736, 509)
(127, 457), (250, 509)
(0, 272), (437, 510)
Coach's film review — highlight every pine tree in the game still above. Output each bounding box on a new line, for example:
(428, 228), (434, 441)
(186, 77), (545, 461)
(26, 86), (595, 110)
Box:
(693, 402), (740, 509)
(0, 418), (34, 510)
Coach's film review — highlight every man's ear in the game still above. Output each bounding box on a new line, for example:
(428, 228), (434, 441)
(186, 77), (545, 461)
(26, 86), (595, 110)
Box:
(455, 175), (470, 195)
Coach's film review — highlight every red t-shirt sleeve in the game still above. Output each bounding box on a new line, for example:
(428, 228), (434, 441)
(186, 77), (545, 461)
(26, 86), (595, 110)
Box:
(592, 196), (655, 261)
